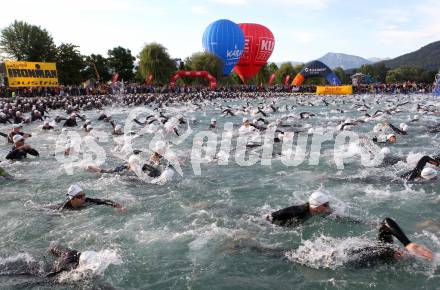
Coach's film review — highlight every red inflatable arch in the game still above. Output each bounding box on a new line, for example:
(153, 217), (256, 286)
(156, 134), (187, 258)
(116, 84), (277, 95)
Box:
(169, 70), (217, 89)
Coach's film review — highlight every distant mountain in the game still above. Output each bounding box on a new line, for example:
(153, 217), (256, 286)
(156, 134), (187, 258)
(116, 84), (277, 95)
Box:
(317, 52), (372, 69)
(381, 41), (440, 71)
(367, 57), (389, 63)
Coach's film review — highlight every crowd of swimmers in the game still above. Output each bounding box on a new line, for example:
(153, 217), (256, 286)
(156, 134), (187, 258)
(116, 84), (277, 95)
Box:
(0, 91), (439, 284)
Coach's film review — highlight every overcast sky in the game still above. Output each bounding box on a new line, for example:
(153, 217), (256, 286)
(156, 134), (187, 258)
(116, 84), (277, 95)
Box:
(1, 0), (439, 63)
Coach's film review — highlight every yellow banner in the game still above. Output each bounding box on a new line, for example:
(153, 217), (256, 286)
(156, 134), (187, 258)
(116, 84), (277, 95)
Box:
(5, 61), (58, 87)
(316, 85), (353, 95)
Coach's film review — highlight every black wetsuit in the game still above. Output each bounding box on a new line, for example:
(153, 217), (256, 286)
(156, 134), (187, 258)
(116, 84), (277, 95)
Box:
(98, 114), (108, 121)
(6, 146), (39, 161)
(61, 197), (119, 210)
(63, 118), (77, 127)
(388, 123), (407, 135)
(269, 203), (311, 226)
(401, 156), (439, 181)
(46, 245), (80, 277)
(347, 218), (411, 267)
(142, 163), (161, 177)
(100, 164), (128, 174)
(0, 116), (11, 124)
(372, 136), (387, 144)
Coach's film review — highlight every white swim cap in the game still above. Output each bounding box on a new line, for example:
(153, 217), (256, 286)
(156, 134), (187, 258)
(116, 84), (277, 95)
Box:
(61, 128), (68, 133)
(380, 147), (391, 155)
(85, 119), (91, 124)
(211, 118), (216, 122)
(67, 184), (83, 199)
(114, 125), (122, 132)
(277, 133), (284, 140)
(153, 141), (167, 155)
(128, 154), (140, 168)
(387, 134), (396, 140)
(421, 167), (437, 180)
(86, 125), (93, 130)
(309, 191), (330, 208)
(71, 113), (76, 117)
(13, 123), (23, 129)
(79, 251), (98, 267)
(13, 134), (24, 143)
(399, 123), (408, 132)
(44, 120), (49, 125)
(242, 117), (249, 123)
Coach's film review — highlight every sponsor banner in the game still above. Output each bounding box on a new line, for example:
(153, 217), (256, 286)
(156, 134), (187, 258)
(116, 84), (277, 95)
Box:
(316, 85), (353, 95)
(5, 61), (58, 87)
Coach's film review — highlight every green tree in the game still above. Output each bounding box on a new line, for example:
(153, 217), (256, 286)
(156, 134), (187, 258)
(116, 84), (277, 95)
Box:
(82, 54), (111, 82)
(333, 67), (350, 84)
(385, 66), (426, 83)
(267, 62), (278, 75)
(56, 43), (84, 85)
(358, 63), (389, 83)
(420, 70), (436, 83)
(183, 52), (223, 86)
(138, 43), (176, 85)
(107, 46), (135, 81)
(249, 64), (270, 86)
(275, 62), (295, 85)
(0, 20), (56, 61)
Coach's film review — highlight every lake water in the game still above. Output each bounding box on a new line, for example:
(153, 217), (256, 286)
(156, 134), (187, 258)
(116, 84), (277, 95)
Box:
(1, 93), (439, 289)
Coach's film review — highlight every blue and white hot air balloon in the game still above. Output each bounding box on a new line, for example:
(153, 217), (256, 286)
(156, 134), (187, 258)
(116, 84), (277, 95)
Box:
(202, 19), (245, 76)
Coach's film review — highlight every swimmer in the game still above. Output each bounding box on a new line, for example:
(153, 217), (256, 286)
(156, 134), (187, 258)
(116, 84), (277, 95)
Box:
(0, 244), (97, 278)
(1, 123), (32, 144)
(401, 155), (440, 181)
(110, 120), (123, 135)
(82, 119), (91, 129)
(209, 118), (217, 129)
(265, 191), (360, 227)
(63, 113), (78, 127)
(386, 122), (408, 135)
(373, 134), (396, 144)
(42, 120), (54, 130)
(347, 217), (433, 267)
(55, 185), (125, 212)
(238, 118), (257, 134)
(5, 135), (39, 161)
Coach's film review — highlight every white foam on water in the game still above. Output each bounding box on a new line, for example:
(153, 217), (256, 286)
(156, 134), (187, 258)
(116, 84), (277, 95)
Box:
(285, 235), (369, 269)
(58, 249), (122, 282)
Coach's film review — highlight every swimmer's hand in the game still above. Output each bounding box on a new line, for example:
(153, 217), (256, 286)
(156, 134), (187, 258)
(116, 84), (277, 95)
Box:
(405, 242), (433, 261)
(113, 203), (127, 213)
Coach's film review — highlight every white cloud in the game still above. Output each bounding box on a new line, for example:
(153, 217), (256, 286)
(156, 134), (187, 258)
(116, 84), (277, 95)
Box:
(191, 5), (208, 14)
(376, 1), (440, 47)
(294, 31), (318, 44)
(270, 0), (330, 10)
(377, 8), (410, 24)
(210, 0), (249, 5)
